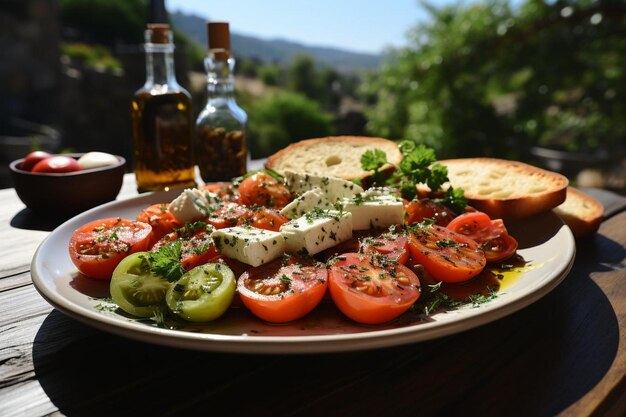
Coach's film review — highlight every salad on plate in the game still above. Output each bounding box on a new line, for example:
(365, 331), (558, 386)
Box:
(67, 142), (522, 328)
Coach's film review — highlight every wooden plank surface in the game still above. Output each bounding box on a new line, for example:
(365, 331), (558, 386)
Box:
(0, 175), (625, 417)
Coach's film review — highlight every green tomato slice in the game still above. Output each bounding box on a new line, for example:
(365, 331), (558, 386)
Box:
(110, 252), (171, 318)
(166, 263), (236, 322)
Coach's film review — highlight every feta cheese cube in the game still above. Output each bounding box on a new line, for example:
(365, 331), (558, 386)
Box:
(280, 210), (353, 255)
(211, 226), (285, 267)
(279, 188), (333, 219)
(283, 170), (363, 202)
(343, 194), (404, 230)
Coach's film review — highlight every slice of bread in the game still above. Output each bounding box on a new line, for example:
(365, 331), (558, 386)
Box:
(436, 158), (569, 219)
(265, 136), (402, 180)
(553, 187), (604, 238)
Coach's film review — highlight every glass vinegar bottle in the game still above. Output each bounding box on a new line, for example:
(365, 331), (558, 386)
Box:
(131, 23), (196, 192)
(195, 22), (248, 182)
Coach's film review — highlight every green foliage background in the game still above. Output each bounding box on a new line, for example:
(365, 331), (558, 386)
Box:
(61, 0), (147, 45)
(363, 0), (626, 160)
(247, 92), (334, 158)
(57, 0), (626, 169)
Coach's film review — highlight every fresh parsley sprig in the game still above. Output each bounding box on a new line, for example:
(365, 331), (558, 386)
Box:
(360, 148), (389, 186)
(143, 240), (186, 282)
(436, 187), (467, 215)
(360, 140), (467, 210)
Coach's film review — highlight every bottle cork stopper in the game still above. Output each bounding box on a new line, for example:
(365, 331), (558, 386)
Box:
(207, 22), (230, 60)
(147, 23), (171, 44)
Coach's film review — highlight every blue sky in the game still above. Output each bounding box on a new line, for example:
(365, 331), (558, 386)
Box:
(166, 0), (437, 54)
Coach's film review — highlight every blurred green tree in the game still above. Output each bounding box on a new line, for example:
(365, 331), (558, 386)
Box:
(258, 64), (283, 86)
(363, 0), (626, 161)
(247, 92), (334, 158)
(61, 0), (147, 45)
(287, 54), (324, 102)
(61, 43), (123, 71)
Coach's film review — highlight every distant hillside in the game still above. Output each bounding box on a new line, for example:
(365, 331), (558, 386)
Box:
(170, 11), (381, 72)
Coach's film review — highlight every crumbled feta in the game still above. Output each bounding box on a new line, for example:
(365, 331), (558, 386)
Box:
(168, 188), (221, 223)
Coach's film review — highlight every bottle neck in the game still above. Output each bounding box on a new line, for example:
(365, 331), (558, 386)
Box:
(145, 44), (178, 88)
(206, 55), (236, 103)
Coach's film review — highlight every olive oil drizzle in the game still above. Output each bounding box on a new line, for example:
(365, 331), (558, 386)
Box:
(414, 255), (541, 317)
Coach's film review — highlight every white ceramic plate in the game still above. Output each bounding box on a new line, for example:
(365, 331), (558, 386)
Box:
(31, 190), (575, 354)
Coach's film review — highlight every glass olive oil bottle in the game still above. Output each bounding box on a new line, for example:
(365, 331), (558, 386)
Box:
(131, 24), (196, 192)
(195, 22), (248, 182)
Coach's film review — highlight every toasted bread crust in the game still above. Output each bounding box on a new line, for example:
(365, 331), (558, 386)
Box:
(553, 187), (604, 238)
(438, 158), (569, 219)
(268, 140), (571, 220)
(265, 136), (401, 180)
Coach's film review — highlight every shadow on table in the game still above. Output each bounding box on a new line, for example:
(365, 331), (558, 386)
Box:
(506, 211), (565, 250)
(32, 236), (622, 417)
(10, 208), (72, 231)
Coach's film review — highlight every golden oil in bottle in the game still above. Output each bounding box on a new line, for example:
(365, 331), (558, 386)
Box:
(131, 23), (196, 192)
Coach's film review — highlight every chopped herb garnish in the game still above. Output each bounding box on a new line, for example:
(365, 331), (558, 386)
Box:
(436, 239), (460, 248)
(145, 240), (186, 282)
(414, 282), (499, 316)
(360, 141), (467, 210)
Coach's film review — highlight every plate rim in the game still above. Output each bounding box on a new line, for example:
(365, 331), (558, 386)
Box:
(30, 190), (576, 354)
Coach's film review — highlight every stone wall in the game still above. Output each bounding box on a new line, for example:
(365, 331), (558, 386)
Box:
(0, 0), (192, 188)
(0, 0), (61, 128)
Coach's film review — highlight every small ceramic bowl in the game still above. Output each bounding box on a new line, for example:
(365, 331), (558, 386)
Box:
(10, 153), (126, 215)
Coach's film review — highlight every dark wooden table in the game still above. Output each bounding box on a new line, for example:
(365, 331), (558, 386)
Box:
(1, 174), (626, 417)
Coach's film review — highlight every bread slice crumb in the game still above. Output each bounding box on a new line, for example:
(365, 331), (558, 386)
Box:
(265, 136), (401, 180)
(436, 158), (569, 219)
(553, 187), (604, 238)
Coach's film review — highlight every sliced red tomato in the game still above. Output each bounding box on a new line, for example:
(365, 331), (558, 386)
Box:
(152, 222), (218, 270)
(480, 233), (518, 263)
(249, 207), (289, 231)
(206, 202), (254, 229)
(316, 236), (361, 262)
(136, 203), (182, 247)
(329, 253), (421, 324)
(408, 223), (486, 283)
(238, 257), (328, 323)
(404, 256), (439, 287)
(360, 228), (409, 264)
(404, 198), (457, 226)
(205, 202), (287, 231)
(447, 212), (504, 242)
(447, 211), (518, 263)
(200, 182), (238, 202)
(68, 217), (152, 279)
(237, 172), (292, 208)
